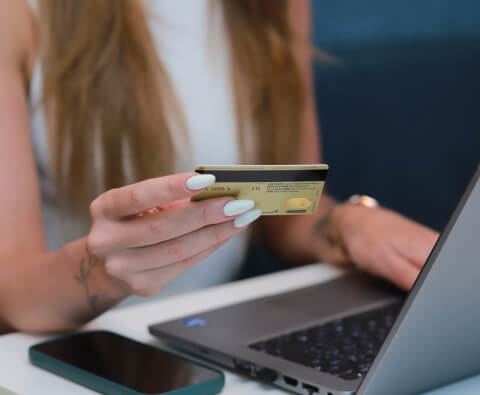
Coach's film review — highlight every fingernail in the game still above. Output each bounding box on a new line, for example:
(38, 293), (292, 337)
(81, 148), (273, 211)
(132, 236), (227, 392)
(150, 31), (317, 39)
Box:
(234, 209), (262, 228)
(186, 174), (215, 190)
(224, 200), (255, 216)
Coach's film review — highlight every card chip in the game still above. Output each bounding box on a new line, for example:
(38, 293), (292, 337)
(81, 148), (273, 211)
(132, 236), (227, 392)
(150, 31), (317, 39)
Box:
(286, 197), (313, 210)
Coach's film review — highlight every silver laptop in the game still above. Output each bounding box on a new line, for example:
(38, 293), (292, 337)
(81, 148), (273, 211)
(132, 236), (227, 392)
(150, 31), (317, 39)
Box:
(149, 166), (480, 395)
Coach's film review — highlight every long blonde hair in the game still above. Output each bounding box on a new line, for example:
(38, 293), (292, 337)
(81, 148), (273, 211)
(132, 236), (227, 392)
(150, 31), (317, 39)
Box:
(37, 0), (305, 213)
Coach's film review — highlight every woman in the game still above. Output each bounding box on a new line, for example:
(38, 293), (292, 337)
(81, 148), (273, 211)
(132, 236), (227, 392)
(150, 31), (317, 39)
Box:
(0, 0), (438, 333)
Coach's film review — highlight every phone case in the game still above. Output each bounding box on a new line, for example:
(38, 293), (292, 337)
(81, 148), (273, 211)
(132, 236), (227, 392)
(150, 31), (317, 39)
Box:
(29, 330), (225, 395)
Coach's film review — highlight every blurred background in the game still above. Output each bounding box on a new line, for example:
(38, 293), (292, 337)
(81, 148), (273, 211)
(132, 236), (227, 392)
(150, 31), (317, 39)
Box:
(242, 0), (480, 278)
(312, 0), (480, 232)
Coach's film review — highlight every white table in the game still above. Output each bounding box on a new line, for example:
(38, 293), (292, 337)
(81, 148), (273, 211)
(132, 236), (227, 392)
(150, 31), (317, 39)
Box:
(1, 264), (479, 395)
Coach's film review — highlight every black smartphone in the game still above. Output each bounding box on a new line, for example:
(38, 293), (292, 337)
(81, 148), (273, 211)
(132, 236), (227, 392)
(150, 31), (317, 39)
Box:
(29, 330), (224, 395)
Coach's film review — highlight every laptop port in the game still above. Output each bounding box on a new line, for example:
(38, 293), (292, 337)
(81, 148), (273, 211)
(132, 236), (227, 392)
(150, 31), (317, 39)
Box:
(283, 375), (298, 387)
(254, 367), (277, 383)
(302, 382), (319, 394)
(233, 359), (253, 375)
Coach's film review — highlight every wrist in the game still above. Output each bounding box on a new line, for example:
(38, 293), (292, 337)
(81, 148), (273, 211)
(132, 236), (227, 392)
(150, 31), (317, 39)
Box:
(329, 202), (352, 247)
(311, 202), (350, 263)
(65, 239), (131, 308)
(325, 201), (373, 260)
(331, 200), (375, 235)
(313, 193), (382, 266)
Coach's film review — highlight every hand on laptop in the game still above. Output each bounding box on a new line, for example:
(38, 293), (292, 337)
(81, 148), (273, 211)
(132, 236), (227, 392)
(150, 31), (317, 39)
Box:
(328, 203), (440, 290)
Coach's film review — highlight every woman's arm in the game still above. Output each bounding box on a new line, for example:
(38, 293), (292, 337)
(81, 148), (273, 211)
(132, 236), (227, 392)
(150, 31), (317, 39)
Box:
(261, 0), (439, 290)
(0, 2), (127, 332)
(0, 1), (258, 333)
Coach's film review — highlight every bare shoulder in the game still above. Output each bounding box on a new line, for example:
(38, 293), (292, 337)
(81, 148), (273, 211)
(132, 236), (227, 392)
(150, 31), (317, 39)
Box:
(0, 0), (37, 71)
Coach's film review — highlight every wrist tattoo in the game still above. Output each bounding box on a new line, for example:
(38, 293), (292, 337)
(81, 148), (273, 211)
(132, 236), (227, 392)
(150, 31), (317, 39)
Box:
(74, 246), (101, 314)
(313, 204), (338, 247)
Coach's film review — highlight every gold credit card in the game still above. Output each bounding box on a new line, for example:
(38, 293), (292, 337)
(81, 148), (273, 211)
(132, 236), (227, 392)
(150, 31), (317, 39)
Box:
(192, 164), (328, 215)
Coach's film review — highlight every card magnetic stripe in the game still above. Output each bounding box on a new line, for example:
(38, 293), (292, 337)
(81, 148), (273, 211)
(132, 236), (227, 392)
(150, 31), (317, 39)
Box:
(195, 169), (328, 182)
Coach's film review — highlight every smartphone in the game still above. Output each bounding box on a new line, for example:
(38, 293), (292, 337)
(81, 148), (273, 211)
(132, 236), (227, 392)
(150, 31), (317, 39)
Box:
(29, 330), (224, 395)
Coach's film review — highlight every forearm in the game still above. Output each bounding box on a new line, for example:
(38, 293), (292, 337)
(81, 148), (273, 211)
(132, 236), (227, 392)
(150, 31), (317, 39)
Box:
(0, 238), (129, 333)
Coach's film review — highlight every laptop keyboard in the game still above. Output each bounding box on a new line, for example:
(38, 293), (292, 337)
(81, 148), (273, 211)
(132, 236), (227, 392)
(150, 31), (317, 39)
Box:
(249, 303), (402, 381)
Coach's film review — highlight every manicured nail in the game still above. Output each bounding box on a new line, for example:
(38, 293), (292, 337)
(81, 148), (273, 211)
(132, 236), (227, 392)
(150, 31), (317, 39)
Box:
(224, 200), (255, 216)
(234, 209), (262, 228)
(186, 174), (215, 190)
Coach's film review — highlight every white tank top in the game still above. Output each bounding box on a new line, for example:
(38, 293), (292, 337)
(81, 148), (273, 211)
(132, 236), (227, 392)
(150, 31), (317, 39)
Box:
(28, 0), (251, 301)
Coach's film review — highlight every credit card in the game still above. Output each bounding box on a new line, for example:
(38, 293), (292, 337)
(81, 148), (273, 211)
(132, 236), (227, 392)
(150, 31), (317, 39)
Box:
(192, 164), (328, 215)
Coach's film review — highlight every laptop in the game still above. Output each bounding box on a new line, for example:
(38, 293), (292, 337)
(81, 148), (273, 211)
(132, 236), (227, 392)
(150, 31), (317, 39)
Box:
(149, 166), (480, 395)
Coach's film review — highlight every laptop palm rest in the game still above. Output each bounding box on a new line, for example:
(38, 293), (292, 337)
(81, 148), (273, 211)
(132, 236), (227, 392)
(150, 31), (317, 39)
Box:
(261, 271), (404, 319)
(150, 271), (404, 353)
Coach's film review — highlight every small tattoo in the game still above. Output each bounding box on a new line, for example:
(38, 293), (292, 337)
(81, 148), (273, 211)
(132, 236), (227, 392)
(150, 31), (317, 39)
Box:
(313, 203), (341, 247)
(75, 247), (101, 314)
(314, 214), (331, 234)
(313, 203), (352, 264)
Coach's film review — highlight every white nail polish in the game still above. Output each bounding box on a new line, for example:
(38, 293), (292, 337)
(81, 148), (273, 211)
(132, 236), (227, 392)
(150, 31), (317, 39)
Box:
(224, 200), (255, 216)
(186, 174), (215, 190)
(234, 209), (262, 228)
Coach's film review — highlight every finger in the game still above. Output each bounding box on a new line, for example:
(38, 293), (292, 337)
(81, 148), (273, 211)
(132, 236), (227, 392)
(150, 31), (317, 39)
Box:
(98, 196), (242, 251)
(124, 240), (228, 297)
(92, 172), (215, 218)
(135, 198), (195, 217)
(393, 225), (440, 268)
(376, 248), (421, 291)
(106, 220), (241, 276)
